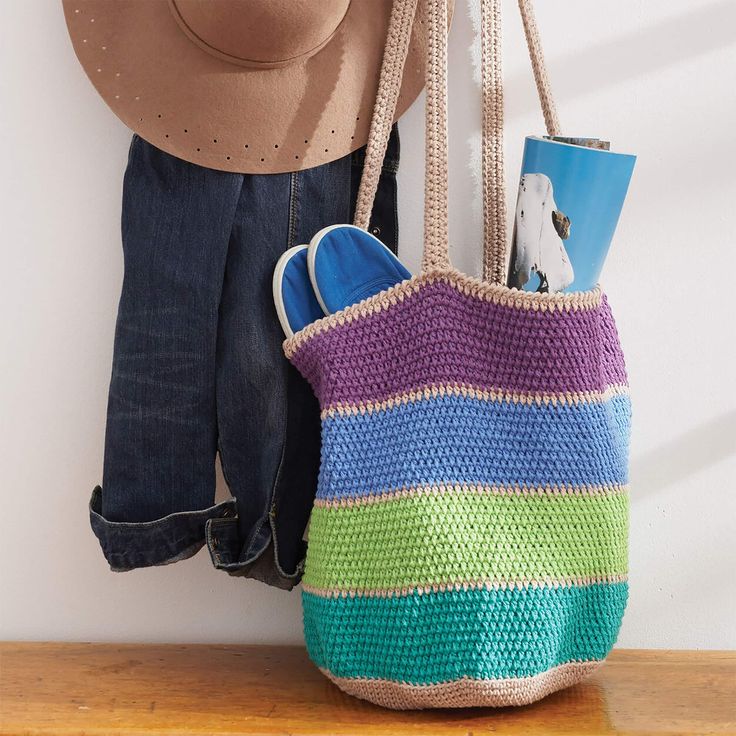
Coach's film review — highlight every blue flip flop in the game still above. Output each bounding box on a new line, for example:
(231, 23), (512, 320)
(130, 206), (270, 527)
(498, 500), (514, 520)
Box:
(272, 245), (326, 338)
(307, 224), (411, 315)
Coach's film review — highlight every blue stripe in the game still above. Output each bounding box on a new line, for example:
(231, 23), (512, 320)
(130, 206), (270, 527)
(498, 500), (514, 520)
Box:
(303, 582), (628, 683)
(318, 393), (630, 499)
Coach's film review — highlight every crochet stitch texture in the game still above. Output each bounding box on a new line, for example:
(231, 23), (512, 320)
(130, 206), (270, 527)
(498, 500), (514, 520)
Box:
(285, 270), (630, 709)
(284, 0), (631, 710)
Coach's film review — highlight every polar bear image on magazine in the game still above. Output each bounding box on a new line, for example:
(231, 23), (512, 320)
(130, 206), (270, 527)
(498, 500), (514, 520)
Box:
(507, 136), (636, 294)
(508, 172), (574, 294)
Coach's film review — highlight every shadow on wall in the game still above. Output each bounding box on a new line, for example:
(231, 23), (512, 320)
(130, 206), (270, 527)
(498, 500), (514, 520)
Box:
(630, 410), (736, 497)
(509, 0), (736, 111)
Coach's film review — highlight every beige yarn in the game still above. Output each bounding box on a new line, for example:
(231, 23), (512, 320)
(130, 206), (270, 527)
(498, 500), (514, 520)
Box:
(517, 0), (561, 138)
(353, 0), (419, 232)
(481, 0), (507, 283)
(321, 661), (602, 710)
(422, 0), (450, 271)
(355, 0), (560, 286)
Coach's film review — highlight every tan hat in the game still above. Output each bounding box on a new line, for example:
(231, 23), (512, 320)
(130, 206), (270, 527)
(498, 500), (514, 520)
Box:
(63, 0), (452, 174)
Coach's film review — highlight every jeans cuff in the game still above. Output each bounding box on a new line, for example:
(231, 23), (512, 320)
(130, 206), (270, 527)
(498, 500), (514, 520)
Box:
(205, 514), (306, 591)
(89, 486), (238, 572)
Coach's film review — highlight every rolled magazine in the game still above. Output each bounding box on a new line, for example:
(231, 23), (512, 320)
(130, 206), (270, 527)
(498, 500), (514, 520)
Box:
(508, 136), (636, 293)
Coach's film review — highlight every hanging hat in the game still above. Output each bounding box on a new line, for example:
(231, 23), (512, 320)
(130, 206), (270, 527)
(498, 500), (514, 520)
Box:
(63, 0), (452, 174)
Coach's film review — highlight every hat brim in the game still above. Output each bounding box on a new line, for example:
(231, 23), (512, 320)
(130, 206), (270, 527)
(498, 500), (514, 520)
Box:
(63, 0), (452, 174)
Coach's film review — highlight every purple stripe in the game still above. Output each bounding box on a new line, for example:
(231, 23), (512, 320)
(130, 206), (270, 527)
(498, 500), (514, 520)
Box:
(290, 280), (628, 408)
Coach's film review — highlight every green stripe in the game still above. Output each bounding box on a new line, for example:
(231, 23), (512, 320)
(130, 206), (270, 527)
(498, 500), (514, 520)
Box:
(303, 490), (628, 591)
(303, 582), (627, 683)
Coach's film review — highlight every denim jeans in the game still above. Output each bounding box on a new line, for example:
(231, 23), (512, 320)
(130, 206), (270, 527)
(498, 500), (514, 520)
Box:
(89, 128), (400, 588)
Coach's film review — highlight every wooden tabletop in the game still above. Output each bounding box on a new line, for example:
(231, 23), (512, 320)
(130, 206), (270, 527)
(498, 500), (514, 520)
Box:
(1, 644), (734, 735)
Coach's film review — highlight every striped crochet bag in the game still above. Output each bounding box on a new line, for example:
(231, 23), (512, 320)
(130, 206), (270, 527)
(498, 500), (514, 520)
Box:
(283, 0), (630, 710)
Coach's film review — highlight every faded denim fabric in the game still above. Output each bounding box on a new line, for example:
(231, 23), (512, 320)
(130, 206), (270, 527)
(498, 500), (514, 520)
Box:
(89, 128), (400, 588)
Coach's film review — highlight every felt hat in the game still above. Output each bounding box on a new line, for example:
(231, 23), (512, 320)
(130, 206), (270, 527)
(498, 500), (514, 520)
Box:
(63, 0), (452, 174)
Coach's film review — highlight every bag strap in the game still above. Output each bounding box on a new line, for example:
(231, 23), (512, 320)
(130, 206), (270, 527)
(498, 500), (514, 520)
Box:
(479, 0), (505, 282)
(355, 0), (560, 285)
(518, 0), (560, 139)
(353, 0), (419, 232)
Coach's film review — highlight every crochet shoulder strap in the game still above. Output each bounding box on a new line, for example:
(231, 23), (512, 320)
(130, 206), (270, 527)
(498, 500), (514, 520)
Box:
(353, 0), (560, 285)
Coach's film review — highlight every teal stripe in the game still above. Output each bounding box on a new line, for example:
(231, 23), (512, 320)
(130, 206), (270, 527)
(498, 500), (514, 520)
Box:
(303, 582), (627, 684)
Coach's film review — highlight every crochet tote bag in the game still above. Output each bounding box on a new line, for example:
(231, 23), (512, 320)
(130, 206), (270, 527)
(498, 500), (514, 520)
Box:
(284, 0), (630, 710)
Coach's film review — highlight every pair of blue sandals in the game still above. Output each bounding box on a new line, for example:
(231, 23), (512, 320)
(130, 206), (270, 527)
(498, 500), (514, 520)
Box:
(272, 224), (411, 337)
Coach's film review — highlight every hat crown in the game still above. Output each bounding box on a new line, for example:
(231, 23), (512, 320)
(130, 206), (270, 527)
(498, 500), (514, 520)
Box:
(169, 0), (351, 68)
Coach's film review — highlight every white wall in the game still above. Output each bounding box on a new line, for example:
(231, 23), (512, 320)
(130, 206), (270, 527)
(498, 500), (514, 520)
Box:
(1, 0), (734, 649)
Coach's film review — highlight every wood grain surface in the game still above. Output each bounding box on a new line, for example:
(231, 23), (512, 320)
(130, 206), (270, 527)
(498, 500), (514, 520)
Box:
(1, 644), (734, 735)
